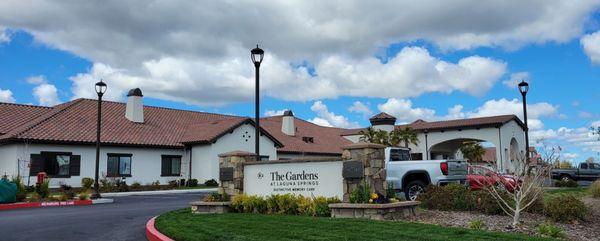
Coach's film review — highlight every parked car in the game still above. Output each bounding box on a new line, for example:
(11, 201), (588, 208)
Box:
(385, 147), (468, 201)
(467, 165), (518, 192)
(552, 162), (600, 182)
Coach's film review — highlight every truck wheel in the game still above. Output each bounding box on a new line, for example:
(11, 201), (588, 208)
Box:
(561, 175), (573, 182)
(404, 180), (426, 201)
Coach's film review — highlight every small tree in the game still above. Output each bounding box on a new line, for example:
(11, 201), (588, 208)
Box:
(459, 141), (486, 162)
(475, 153), (549, 228)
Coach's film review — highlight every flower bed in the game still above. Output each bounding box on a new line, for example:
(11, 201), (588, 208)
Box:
(329, 201), (420, 220)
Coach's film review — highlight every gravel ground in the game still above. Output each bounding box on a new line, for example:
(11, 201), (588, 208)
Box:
(408, 198), (600, 241)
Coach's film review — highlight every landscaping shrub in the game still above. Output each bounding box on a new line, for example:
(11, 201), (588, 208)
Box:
(589, 180), (600, 198)
(203, 192), (230, 202)
(100, 177), (116, 192)
(349, 183), (371, 204)
(168, 180), (179, 188)
(468, 219), (484, 230)
(81, 178), (94, 190)
(204, 179), (218, 187)
(386, 183), (396, 199)
(231, 194), (339, 217)
(131, 182), (142, 190)
(78, 191), (90, 200)
(544, 195), (586, 223)
(186, 179), (198, 187)
(472, 191), (506, 215)
(35, 178), (50, 198)
(419, 184), (474, 211)
(11, 176), (27, 202)
(28, 193), (41, 202)
(151, 180), (161, 189)
(537, 223), (565, 238)
(554, 179), (578, 188)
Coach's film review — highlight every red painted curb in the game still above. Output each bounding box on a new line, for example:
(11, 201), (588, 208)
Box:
(146, 216), (174, 241)
(0, 200), (93, 211)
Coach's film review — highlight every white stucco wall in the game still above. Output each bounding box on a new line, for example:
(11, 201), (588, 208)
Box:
(191, 122), (278, 182)
(0, 144), (18, 178)
(0, 143), (186, 187)
(343, 120), (526, 173)
(276, 152), (340, 160)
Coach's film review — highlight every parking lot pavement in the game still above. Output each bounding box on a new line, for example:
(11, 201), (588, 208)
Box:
(0, 193), (204, 241)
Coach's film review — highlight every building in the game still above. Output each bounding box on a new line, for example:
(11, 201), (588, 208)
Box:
(341, 113), (527, 173)
(0, 88), (527, 187)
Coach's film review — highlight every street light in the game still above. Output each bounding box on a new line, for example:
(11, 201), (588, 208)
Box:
(518, 80), (530, 162)
(92, 80), (107, 199)
(251, 45), (264, 160)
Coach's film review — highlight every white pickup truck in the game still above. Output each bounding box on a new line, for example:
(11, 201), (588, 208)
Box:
(385, 147), (468, 200)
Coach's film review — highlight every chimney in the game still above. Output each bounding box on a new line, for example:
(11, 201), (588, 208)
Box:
(281, 110), (295, 136)
(125, 88), (144, 123)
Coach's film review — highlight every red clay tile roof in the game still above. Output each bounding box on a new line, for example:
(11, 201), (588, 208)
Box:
(0, 99), (281, 148)
(0, 103), (51, 135)
(342, 115), (525, 136)
(369, 112), (396, 121)
(261, 116), (353, 155)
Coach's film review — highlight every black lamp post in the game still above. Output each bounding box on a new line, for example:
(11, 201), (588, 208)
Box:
(251, 45), (264, 159)
(92, 80), (107, 199)
(518, 80), (530, 162)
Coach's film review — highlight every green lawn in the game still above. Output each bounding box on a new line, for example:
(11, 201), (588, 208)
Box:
(544, 187), (589, 200)
(155, 209), (555, 241)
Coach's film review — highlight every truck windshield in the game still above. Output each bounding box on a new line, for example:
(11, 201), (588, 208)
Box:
(390, 149), (411, 161)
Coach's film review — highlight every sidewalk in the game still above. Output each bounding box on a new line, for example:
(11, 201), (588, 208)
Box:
(101, 188), (217, 197)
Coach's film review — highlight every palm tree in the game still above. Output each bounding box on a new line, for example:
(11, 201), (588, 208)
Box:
(459, 141), (486, 162)
(359, 127), (391, 146)
(395, 127), (419, 148)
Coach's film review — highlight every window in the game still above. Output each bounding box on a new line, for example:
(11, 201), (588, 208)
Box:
(389, 149), (411, 161)
(259, 155), (269, 161)
(581, 163), (589, 169)
(29, 152), (81, 177)
(161, 155), (182, 176)
(107, 154), (132, 177)
(589, 163), (600, 170)
(410, 153), (423, 161)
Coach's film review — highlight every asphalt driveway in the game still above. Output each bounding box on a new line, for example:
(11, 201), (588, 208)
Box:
(0, 193), (204, 241)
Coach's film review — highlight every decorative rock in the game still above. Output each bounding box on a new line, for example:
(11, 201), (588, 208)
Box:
(329, 201), (420, 221)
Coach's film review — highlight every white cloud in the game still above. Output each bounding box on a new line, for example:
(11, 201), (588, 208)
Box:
(26, 75), (47, 84)
(502, 72), (530, 89)
(0, 88), (15, 103)
(378, 98), (436, 123)
(33, 83), (60, 106)
(579, 111), (593, 119)
(1, 1), (597, 106)
(348, 101), (372, 117)
(264, 109), (287, 117)
(0, 26), (9, 43)
(309, 101), (359, 128)
(531, 123), (600, 154)
(581, 31), (600, 65)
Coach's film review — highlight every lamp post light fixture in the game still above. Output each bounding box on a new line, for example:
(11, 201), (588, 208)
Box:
(92, 80), (107, 199)
(251, 45), (264, 160)
(518, 80), (530, 162)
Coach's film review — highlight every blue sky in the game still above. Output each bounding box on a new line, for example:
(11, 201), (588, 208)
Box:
(0, 1), (599, 163)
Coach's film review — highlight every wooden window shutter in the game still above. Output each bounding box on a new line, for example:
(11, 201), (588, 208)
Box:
(161, 157), (169, 176)
(70, 155), (81, 176)
(29, 154), (44, 176)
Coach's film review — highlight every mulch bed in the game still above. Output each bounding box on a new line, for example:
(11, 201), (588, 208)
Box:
(407, 198), (600, 241)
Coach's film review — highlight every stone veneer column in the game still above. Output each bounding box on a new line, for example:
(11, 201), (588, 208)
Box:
(341, 143), (387, 202)
(217, 151), (257, 197)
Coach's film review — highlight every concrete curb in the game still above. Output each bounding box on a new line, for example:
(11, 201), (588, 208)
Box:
(102, 188), (217, 197)
(92, 198), (114, 204)
(146, 216), (174, 241)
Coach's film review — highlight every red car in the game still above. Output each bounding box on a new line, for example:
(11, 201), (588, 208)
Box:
(468, 165), (519, 192)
